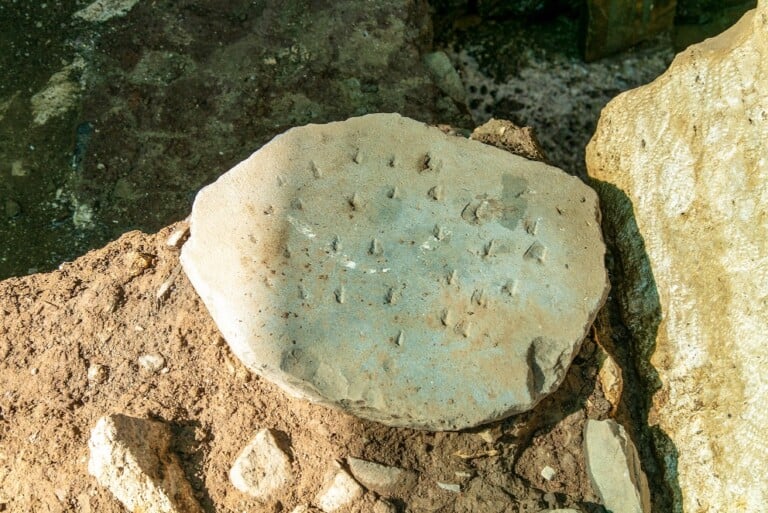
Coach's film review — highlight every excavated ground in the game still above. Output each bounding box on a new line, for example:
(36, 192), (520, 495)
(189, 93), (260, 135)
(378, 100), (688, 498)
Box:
(0, 128), (672, 512)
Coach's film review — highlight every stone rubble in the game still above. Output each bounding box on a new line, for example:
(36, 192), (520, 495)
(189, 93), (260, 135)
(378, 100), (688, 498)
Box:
(583, 419), (650, 513)
(86, 363), (108, 384)
(137, 353), (166, 374)
(422, 51), (467, 105)
(87, 414), (203, 513)
(470, 119), (547, 163)
(436, 481), (462, 493)
(229, 428), (293, 500)
(540, 465), (556, 481)
(73, 0), (141, 23)
(372, 499), (397, 513)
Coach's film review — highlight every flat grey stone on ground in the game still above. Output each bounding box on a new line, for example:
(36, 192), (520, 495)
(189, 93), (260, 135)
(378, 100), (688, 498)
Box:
(583, 419), (650, 513)
(346, 457), (416, 494)
(229, 428), (293, 500)
(182, 113), (608, 430)
(87, 414), (202, 513)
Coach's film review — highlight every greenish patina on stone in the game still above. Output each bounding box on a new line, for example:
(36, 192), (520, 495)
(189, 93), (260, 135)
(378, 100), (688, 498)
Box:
(181, 114), (608, 430)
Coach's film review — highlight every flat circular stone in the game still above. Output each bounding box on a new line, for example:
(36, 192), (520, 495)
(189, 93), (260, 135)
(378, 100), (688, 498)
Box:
(181, 113), (608, 430)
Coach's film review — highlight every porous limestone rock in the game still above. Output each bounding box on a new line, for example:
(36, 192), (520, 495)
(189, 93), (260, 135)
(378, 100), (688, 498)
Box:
(586, 3), (768, 512)
(229, 428), (293, 500)
(182, 113), (609, 430)
(583, 419), (650, 513)
(87, 414), (202, 513)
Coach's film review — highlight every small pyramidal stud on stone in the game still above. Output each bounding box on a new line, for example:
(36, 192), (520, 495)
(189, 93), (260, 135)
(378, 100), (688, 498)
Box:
(181, 113), (609, 430)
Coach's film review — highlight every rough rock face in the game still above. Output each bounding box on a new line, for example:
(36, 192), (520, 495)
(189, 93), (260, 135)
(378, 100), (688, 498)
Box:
(586, 3), (768, 512)
(229, 428), (293, 500)
(88, 414), (203, 513)
(182, 113), (609, 430)
(583, 419), (650, 513)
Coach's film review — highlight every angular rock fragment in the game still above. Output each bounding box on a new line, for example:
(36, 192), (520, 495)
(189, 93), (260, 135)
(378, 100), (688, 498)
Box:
(470, 119), (547, 163)
(583, 419), (650, 513)
(87, 414), (202, 513)
(422, 51), (466, 104)
(347, 457), (416, 494)
(437, 481), (461, 493)
(315, 467), (364, 513)
(587, 3), (768, 511)
(182, 113), (609, 430)
(229, 428), (293, 500)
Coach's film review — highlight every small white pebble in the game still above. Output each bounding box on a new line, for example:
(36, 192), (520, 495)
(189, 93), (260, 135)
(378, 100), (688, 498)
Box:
(166, 224), (190, 248)
(87, 363), (108, 384)
(437, 482), (461, 493)
(541, 465), (557, 481)
(30, 367), (39, 375)
(138, 353), (165, 374)
(156, 279), (173, 301)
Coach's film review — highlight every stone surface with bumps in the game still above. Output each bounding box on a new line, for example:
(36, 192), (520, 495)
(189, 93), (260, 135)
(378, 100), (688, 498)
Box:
(181, 113), (608, 430)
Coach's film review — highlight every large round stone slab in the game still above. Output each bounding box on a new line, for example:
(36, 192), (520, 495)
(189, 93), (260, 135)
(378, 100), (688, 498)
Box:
(181, 113), (608, 430)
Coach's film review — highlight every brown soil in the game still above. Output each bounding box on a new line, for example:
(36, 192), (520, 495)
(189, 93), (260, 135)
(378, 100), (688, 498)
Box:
(0, 130), (619, 513)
